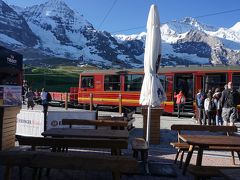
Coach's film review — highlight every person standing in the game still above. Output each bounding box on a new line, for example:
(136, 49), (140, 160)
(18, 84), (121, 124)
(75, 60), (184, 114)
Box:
(213, 88), (222, 125)
(204, 92), (215, 125)
(196, 89), (205, 125)
(220, 82), (240, 126)
(25, 87), (35, 110)
(22, 80), (28, 105)
(174, 90), (186, 118)
(41, 88), (49, 130)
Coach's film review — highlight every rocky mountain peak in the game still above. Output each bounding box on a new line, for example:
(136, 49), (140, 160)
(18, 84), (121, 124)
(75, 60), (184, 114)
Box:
(1, 1), (240, 68)
(0, 0), (38, 47)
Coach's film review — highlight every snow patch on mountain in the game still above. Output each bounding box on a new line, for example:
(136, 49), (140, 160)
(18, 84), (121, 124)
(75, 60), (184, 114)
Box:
(0, 33), (23, 46)
(2, 0), (240, 68)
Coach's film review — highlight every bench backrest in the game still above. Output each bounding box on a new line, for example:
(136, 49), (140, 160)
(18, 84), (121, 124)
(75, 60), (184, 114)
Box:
(62, 119), (128, 128)
(98, 116), (125, 121)
(17, 136), (128, 151)
(171, 124), (238, 142)
(0, 151), (140, 175)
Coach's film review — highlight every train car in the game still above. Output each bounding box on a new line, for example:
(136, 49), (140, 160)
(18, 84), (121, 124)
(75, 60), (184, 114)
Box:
(77, 65), (240, 115)
(50, 87), (79, 107)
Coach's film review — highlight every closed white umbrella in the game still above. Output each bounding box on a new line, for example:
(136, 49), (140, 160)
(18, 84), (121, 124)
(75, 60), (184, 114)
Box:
(139, 4), (166, 143)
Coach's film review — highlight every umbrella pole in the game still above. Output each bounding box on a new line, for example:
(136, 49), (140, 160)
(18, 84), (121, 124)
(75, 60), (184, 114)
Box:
(145, 105), (151, 175)
(146, 105), (151, 143)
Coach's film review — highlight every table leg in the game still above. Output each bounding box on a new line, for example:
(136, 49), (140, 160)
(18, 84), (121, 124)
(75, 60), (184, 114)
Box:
(182, 145), (194, 175)
(196, 147), (203, 166)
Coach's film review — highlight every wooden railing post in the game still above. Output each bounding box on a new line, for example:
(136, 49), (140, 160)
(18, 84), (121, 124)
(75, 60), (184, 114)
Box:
(119, 94), (122, 114)
(65, 93), (68, 110)
(90, 93), (93, 111)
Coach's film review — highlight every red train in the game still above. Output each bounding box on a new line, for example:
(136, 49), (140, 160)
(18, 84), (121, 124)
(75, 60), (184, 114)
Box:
(50, 65), (240, 115)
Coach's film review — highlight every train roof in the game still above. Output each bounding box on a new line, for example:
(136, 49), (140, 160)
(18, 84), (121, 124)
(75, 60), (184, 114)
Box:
(81, 64), (240, 75)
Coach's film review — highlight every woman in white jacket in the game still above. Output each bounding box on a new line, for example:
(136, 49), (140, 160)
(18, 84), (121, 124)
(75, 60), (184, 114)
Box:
(203, 92), (215, 125)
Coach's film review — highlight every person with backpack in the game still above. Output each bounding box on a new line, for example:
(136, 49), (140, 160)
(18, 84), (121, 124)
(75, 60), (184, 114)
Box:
(220, 81), (240, 126)
(174, 90), (186, 118)
(25, 87), (35, 110)
(213, 88), (223, 125)
(196, 89), (206, 125)
(203, 92), (216, 125)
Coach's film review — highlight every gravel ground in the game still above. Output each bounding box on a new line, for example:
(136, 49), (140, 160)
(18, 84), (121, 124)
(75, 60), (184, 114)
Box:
(2, 105), (239, 180)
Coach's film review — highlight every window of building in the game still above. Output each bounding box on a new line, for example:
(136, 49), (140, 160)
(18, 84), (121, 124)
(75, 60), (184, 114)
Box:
(124, 74), (143, 91)
(104, 75), (120, 91)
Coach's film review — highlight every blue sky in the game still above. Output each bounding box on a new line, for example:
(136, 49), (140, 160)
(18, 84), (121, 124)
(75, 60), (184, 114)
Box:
(6, 0), (240, 34)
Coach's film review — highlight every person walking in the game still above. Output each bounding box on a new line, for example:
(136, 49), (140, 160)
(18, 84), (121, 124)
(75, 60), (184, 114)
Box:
(174, 90), (186, 118)
(196, 89), (205, 125)
(220, 82), (240, 126)
(25, 87), (35, 110)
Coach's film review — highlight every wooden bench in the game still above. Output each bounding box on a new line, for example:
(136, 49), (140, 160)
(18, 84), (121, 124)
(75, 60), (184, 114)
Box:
(62, 118), (134, 131)
(131, 138), (149, 162)
(170, 124), (240, 168)
(17, 135), (128, 155)
(187, 165), (240, 180)
(0, 151), (140, 180)
(98, 112), (135, 130)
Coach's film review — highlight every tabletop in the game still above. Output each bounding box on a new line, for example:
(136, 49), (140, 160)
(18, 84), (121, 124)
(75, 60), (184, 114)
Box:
(42, 128), (129, 139)
(179, 135), (240, 147)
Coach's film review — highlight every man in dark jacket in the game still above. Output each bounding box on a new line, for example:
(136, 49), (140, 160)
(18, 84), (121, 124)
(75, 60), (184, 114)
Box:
(220, 82), (240, 126)
(196, 89), (205, 125)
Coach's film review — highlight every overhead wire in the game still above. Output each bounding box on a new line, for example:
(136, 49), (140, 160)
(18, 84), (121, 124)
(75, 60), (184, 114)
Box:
(110, 8), (240, 34)
(98, 0), (118, 30)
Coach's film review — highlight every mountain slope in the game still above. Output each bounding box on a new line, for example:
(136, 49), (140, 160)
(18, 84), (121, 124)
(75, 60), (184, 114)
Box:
(0, 0), (38, 47)
(1, 0), (239, 68)
(12, 0), (142, 68)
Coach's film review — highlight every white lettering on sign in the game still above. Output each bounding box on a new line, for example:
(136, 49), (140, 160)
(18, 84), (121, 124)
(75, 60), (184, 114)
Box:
(7, 55), (17, 65)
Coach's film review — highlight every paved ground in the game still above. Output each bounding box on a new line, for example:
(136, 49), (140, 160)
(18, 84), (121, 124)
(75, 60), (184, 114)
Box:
(1, 105), (239, 179)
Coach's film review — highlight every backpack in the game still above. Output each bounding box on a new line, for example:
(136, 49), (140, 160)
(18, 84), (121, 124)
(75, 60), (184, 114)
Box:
(180, 96), (185, 104)
(208, 99), (216, 111)
(47, 92), (52, 102)
(197, 93), (205, 108)
(225, 90), (240, 107)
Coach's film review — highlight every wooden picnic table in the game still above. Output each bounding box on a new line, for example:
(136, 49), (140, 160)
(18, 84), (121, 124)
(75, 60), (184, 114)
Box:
(179, 135), (240, 174)
(42, 128), (129, 139)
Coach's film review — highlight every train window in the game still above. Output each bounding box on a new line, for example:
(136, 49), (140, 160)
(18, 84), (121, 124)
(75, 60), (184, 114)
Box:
(232, 74), (240, 91)
(124, 74), (143, 91)
(104, 75), (120, 91)
(204, 74), (226, 92)
(81, 76), (94, 88)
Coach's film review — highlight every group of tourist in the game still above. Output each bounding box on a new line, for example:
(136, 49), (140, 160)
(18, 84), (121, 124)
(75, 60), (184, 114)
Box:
(196, 81), (240, 126)
(22, 81), (52, 113)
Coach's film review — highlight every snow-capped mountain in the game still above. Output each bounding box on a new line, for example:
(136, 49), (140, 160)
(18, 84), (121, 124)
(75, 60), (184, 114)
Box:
(0, 0), (239, 68)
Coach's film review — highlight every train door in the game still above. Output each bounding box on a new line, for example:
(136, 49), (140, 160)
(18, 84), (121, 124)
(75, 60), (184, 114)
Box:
(174, 74), (194, 114)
